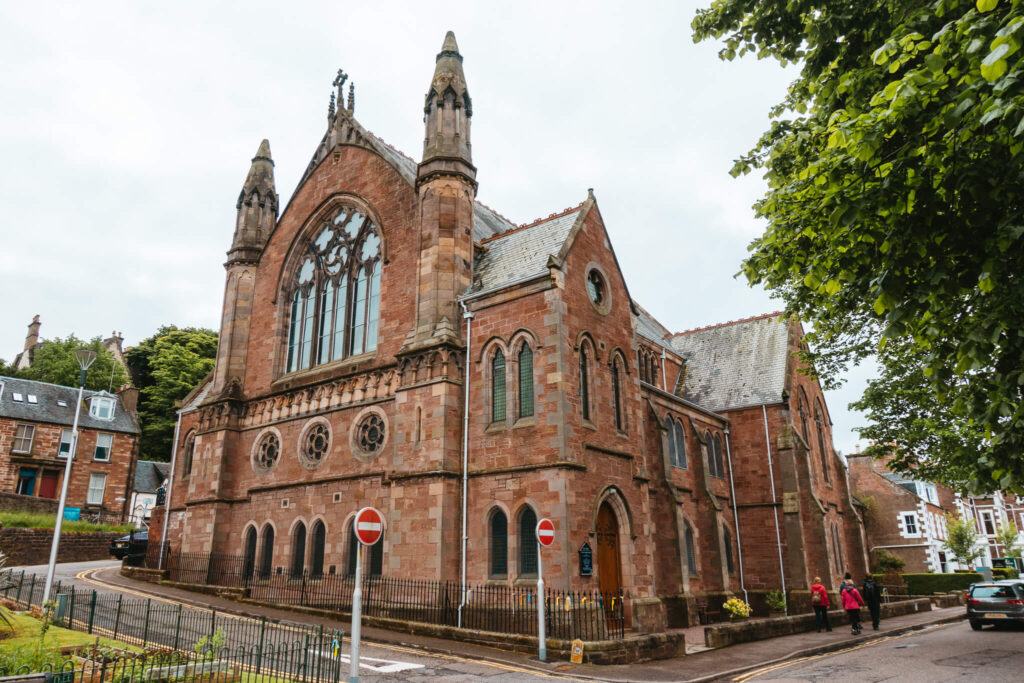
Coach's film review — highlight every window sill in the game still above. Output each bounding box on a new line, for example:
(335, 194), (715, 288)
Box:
(581, 419), (597, 431)
(514, 577), (539, 587)
(273, 351), (378, 391)
(616, 430), (629, 439)
(485, 422), (507, 435)
(512, 416), (536, 429)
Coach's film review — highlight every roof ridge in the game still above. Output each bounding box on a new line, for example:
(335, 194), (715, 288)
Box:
(474, 200), (517, 228)
(668, 311), (787, 338)
(479, 201), (585, 245)
(1, 375), (89, 393)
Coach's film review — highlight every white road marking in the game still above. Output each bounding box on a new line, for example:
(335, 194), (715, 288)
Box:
(310, 649), (424, 673)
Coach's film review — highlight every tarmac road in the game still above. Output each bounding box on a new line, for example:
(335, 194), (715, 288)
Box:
(731, 619), (1024, 682)
(7, 560), (580, 682)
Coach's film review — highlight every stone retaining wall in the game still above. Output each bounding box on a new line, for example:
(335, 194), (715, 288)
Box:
(705, 598), (932, 649)
(0, 492), (59, 515)
(0, 527), (122, 566)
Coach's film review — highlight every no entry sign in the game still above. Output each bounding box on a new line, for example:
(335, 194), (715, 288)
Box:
(354, 507), (384, 546)
(536, 517), (555, 547)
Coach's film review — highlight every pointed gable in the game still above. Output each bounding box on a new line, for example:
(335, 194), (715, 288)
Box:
(668, 313), (790, 411)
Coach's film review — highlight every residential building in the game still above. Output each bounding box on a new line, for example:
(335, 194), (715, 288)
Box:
(0, 376), (140, 520)
(129, 460), (169, 526)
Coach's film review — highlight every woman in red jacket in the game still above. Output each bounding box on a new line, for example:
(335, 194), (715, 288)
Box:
(841, 581), (867, 634)
(810, 577), (832, 632)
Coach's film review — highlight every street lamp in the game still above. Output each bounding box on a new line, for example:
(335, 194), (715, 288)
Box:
(42, 349), (97, 603)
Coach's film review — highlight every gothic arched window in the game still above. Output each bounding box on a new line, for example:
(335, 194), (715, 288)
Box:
(580, 346), (591, 421)
(669, 418), (687, 469)
(491, 349), (506, 423)
(685, 523), (697, 575)
(611, 356), (624, 431)
(243, 526), (257, 581)
(258, 524), (275, 579)
(182, 432), (196, 477)
(519, 506), (538, 576)
(815, 400), (830, 482)
(489, 509), (508, 578)
(286, 206), (382, 373)
(310, 520), (326, 578)
(518, 345), (534, 419)
(290, 522), (306, 577)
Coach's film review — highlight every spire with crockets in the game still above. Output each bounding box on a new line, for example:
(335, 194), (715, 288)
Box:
(228, 139), (278, 265)
(419, 31), (475, 188)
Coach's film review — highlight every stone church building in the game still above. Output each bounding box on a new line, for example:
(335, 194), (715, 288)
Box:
(159, 32), (867, 631)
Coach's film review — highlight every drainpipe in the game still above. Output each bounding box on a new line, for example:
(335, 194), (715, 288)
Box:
(457, 300), (474, 628)
(723, 428), (749, 607)
(762, 405), (787, 601)
(158, 411), (183, 570)
(660, 348), (667, 392)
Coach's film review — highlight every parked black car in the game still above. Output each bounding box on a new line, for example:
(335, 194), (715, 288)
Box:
(110, 530), (148, 564)
(967, 580), (1024, 629)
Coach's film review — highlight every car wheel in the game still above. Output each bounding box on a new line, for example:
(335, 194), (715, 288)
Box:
(970, 620), (983, 631)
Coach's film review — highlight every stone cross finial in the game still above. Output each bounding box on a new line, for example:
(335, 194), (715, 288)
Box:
(333, 69), (348, 103)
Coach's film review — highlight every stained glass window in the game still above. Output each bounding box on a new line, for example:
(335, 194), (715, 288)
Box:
(492, 350), (506, 422)
(518, 346), (534, 418)
(286, 207), (381, 373)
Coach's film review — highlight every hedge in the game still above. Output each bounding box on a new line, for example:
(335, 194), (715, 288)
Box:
(874, 569), (1019, 595)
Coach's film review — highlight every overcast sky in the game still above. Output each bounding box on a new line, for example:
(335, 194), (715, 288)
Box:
(0, 1), (874, 455)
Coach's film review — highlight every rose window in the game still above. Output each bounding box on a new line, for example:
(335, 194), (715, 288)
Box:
(301, 422), (331, 469)
(254, 432), (280, 473)
(357, 414), (386, 456)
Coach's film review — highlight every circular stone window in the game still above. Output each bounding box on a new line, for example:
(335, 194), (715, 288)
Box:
(299, 419), (332, 470)
(252, 429), (282, 474)
(352, 409), (388, 461)
(585, 264), (611, 314)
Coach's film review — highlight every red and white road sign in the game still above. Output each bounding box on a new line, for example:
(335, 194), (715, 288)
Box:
(354, 507), (384, 546)
(536, 518), (555, 547)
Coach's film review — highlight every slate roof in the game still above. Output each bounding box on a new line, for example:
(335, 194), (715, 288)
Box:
(134, 460), (169, 494)
(633, 302), (674, 352)
(468, 209), (581, 295)
(0, 377), (140, 434)
(667, 313), (790, 412)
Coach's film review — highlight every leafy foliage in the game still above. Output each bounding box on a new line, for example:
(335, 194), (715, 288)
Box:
(873, 548), (907, 572)
(125, 326), (217, 462)
(693, 0), (1024, 492)
(996, 520), (1022, 557)
(15, 336), (129, 391)
(944, 512), (984, 565)
(765, 588), (787, 611)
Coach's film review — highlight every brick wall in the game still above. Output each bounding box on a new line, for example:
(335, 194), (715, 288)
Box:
(0, 527), (122, 566)
(0, 491), (58, 514)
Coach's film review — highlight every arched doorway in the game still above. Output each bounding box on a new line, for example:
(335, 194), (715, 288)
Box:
(596, 502), (622, 596)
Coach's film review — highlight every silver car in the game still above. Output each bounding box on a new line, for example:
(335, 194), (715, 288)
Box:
(967, 580), (1024, 630)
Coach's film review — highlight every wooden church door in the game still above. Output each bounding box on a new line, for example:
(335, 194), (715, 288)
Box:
(596, 502), (622, 596)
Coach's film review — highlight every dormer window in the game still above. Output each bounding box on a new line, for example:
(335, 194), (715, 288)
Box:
(89, 396), (116, 420)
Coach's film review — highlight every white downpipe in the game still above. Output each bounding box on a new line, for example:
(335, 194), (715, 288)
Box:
(457, 301), (474, 628)
(158, 411), (183, 570)
(762, 405), (787, 599)
(660, 348), (668, 391)
(723, 428), (749, 608)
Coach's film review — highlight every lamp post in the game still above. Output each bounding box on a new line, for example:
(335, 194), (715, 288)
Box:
(42, 349), (97, 603)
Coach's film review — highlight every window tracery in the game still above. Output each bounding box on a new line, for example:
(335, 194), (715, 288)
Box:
(253, 430), (281, 474)
(356, 413), (385, 457)
(299, 419), (331, 470)
(286, 205), (382, 373)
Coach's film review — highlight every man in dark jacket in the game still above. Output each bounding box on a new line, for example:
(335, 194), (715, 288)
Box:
(862, 575), (882, 630)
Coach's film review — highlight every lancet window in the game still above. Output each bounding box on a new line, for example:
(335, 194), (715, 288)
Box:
(286, 206), (382, 373)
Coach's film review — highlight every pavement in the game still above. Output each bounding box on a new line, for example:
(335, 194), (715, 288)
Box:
(68, 561), (966, 682)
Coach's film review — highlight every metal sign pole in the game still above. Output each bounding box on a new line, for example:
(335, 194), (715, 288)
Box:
(349, 543), (363, 683)
(537, 542), (546, 662)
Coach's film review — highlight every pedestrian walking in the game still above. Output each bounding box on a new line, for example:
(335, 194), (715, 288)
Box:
(810, 576), (832, 632)
(841, 581), (866, 634)
(862, 575), (882, 630)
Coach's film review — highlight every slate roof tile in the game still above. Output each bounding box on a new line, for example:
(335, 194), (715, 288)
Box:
(0, 377), (140, 434)
(469, 209), (581, 295)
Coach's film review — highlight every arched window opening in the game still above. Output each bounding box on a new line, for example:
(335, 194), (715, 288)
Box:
(291, 522), (307, 578)
(242, 527), (257, 581)
(815, 401), (830, 482)
(580, 347), (591, 421)
(713, 434), (725, 479)
(519, 507), (538, 576)
(258, 524), (274, 579)
(637, 350), (647, 383)
(491, 349), (506, 422)
(669, 419), (687, 469)
(723, 528), (735, 575)
(310, 521), (326, 578)
(685, 524), (697, 575)
(518, 345), (534, 419)
(490, 509), (508, 578)
(285, 206), (382, 373)
(611, 357), (623, 431)
(798, 389), (810, 440)
(347, 518), (383, 577)
(182, 433), (196, 476)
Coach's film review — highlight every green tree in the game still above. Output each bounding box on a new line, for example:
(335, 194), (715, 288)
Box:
(693, 1), (1024, 493)
(16, 336), (129, 391)
(126, 326), (217, 461)
(996, 520), (1022, 557)
(944, 513), (983, 566)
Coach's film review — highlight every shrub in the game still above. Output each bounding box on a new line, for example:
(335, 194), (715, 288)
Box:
(723, 597), (752, 619)
(873, 548), (906, 573)
(765, 589), (787, 612)
(875, 572), (984, 594)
